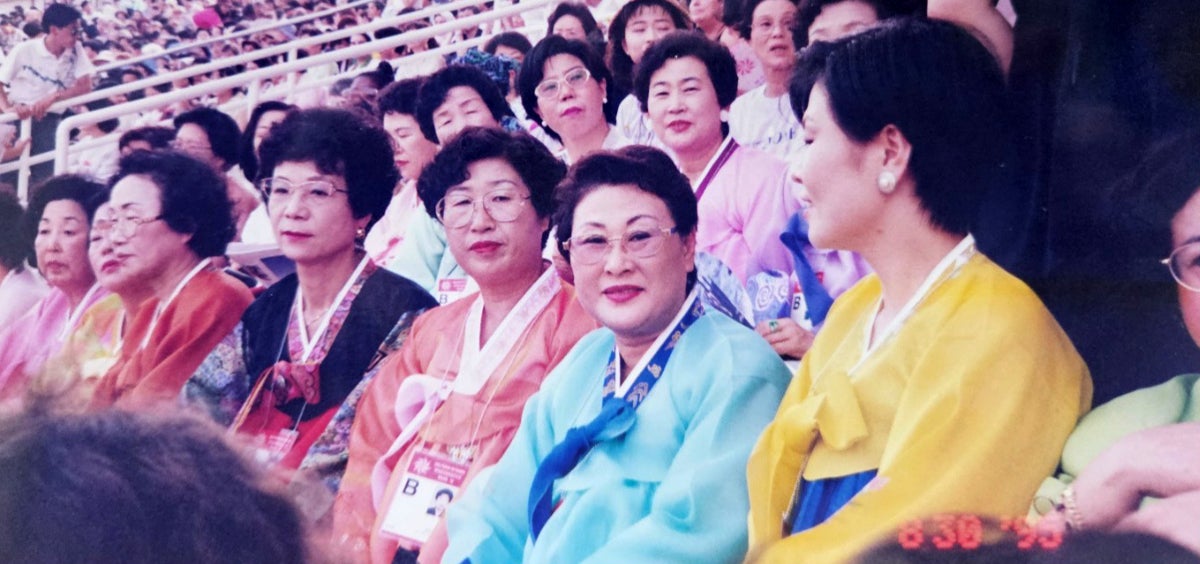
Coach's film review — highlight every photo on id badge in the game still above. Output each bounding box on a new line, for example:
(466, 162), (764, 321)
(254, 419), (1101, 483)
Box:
(381, 450), (468, 543)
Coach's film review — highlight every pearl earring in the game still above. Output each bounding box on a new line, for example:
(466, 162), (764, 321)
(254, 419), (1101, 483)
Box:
(877, 171), (897, 194)
(356, 226), (366, 239)
(719, 109), (730, 122)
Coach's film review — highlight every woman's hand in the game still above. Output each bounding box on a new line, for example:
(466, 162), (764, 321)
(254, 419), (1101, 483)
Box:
(1113, 488), (1200, 554)
(755, 318), (815, 360)
(1071, 423), (1200, 530)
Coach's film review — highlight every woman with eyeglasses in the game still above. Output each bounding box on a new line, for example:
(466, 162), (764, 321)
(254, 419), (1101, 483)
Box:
(745, 20), (1090, 563)
(1028, 132), (1200, 556)
(34, 203), (155, 408)
(727, 0), (803, 159)
(333, 128), (596, 564)
(0, 175), (108, 401)
(88, 150), (254, 410)
(442, 146), (790, 564)
(636, 31), (798, 284)
(183, 109), (435, 487)
(518, 36), (627, 165)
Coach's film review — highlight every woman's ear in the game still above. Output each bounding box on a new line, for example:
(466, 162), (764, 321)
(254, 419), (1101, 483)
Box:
(877, 123), (912, 178)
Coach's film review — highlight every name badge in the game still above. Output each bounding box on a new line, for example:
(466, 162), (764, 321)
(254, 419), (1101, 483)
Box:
(436, 277), (473, 305)
(379, 449), (469, 545)
(251, 428), (298, 467)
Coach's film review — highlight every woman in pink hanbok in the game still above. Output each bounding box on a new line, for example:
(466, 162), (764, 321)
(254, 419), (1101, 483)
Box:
(635, 32), (799, 284)
(0, 175), (109, 400)
(333, 128), (597, 564)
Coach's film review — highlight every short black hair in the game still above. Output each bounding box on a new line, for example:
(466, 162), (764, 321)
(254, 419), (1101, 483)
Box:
(554, 146), (699, 289)
(789, 17), (1008, 236)
(173, 107), (241, 170)
(414, 65), (514, 144)
(517, 36), (618, 141)
(739, 0), (797, 38)
(607, 0), (693, 93)
(109, 150), (236, 258)
(23, 175), (106, 268)
(258, 108), (398, 232)
(118, 126), (175, 152)
(0, 409), (310, 564)
(378, 77), (424, 117)
(483, 31), (533, 57)
(238, 101), (296, 182)
(417, 127), (564, 223)
(0, 192), (29, 270)
(634, 31), (738, 113)
(41, 3), (81, 31)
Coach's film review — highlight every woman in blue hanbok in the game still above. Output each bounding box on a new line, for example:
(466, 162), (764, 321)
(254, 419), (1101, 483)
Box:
(441, 146), (791, 564)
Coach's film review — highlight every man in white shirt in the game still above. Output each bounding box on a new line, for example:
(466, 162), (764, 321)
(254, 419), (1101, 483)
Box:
(0, 3), (94, 185)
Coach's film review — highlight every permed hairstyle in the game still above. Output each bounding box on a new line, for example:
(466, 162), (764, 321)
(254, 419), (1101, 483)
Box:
(517, 36), (619, 141)
(257, 108), (398, 232)
(414, 65), (515, 144)
(789, 17), (1009, 236)
(633, 31), (739, 113)
(416, 127), (565, 223)
(0, 409), (310, 564)
(109, 150), (236, 258)
(554, 145), (698, 263)
(237, 101), (296, 182)
(607, 0), (693, 94)
(172, 107), (241, 170)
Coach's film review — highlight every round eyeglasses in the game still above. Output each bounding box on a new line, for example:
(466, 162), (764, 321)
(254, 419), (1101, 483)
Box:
(564, 225), (678, 265)
(436, 189), (531, 229)
(1162, 240), (1200, 292)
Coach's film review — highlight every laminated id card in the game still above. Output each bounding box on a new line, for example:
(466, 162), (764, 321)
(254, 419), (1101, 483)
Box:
(379, 449), (468, 544)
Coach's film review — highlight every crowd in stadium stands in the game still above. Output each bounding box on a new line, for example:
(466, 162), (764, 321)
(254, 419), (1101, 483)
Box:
(1, 0), (1200, 563)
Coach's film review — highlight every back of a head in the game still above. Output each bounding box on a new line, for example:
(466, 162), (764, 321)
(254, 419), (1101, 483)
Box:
(0, 409), (310, 564)
(791, 16), (1009, 236)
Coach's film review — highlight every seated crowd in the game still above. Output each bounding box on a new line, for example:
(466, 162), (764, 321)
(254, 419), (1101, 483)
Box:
(1, 0), (1199, 563)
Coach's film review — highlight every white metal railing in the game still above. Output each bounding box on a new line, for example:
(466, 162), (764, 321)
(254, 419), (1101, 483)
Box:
(3, 0), (546, 199)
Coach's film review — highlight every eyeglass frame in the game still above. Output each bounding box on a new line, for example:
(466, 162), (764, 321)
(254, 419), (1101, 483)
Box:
(1162, 240), (1200, 292)
(435, 189), (532, 228)
(534, 67), (593, 100)
(563, 225), (680, 265)
(103, 214), (164, 238)
(258, 178), (350, 207)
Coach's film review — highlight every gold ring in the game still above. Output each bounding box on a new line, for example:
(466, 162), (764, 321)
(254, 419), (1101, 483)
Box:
(768, 320), (779, 333)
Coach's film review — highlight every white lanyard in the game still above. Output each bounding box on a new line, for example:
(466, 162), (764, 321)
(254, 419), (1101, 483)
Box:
(853, 235), (975, 371)
(58, 283), (101, 342)
(138, 258), (211, 350)
(455, 266), (560, 396)
(294, 255), (370, 361)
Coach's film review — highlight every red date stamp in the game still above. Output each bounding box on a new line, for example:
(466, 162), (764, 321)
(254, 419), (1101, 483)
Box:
(897, 514), (1063, 551)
